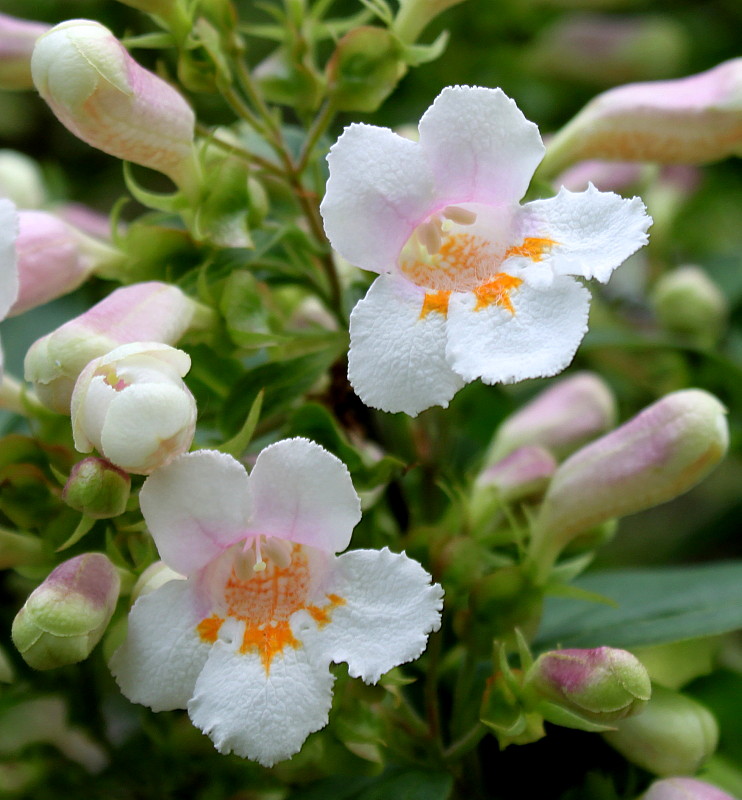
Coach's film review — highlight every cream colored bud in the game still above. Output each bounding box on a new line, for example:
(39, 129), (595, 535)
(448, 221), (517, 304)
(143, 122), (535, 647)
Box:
(32, 20), (196, 185)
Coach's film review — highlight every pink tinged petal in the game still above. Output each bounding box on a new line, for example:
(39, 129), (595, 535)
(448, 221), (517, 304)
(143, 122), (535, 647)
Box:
(0, 198), (19, 320)
(348, 274), (465, 416)
(10, 210), (91, 317)
(139, 450), (252, 576)
(445, 276), (591, 384)
(187, 639), (335, 766)
(110, 579), (210, 711)
(297, 548), (443, 684)
(418, 86), (545, 206)
(248, 438), (361, 554)
(320, 123), (436, 273)
(517, 184), (651, 283)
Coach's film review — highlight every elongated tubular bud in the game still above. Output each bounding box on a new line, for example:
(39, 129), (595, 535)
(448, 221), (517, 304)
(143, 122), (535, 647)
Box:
(31, 20), (196, 186)
(0, 13), (49, 91)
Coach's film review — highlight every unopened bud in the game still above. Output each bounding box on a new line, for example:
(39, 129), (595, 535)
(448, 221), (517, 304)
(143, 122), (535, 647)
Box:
(12, 553), (120, 670)
(62, 458), (131, 518)
(487, 372), (617, 464)
(526, 647), (651, 727)
(327, 27), (405, 113)
(527, 14), (688, 87)
(603, 685), (718, 776)
(9, 211), (96, 317)
(475, 445), (556, 504)
(534, 390), (728, 562)
(540, 58), (742, 176)
(71, 342), (197, 475)
(393, 0), (467, 43)
(32, 20), (197, 187)
(652, 266), (728, 345)
(641, 777), (736, 800)
(556, 159), (647, 193)
(0, 13), (49, 91)
(24, 282), (200, 413)
(0, 149), (47, 207)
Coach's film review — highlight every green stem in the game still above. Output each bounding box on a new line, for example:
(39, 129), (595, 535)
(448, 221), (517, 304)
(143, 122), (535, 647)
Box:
(443, 723), (487, 762)
(295, 99), (337, 174)
(424, 629), (444, 754)
(194, 123), (285, 178)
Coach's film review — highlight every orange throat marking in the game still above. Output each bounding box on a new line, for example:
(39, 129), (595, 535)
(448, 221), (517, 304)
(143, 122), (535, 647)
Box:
(504, 237), (557, 262)
(473, 273), (524, 313)
(420, 290), (452, 319)
(195, 548), (346, 674)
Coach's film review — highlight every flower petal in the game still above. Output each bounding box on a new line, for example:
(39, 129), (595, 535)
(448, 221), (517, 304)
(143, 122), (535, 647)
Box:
(0, 198), (19, 320)
(348, 274), (465, 416)
(321, 123), (436, 272)
(418, 86), (545, 206)
(187, 639), (334, 766)
(517, 184), (651, 283)
(110, 579), (210, 711)
(446, 276), (591, 384)
(248, 438), (361, 554)
(139, 450), (251, 576)
(296, 548), (443, 684)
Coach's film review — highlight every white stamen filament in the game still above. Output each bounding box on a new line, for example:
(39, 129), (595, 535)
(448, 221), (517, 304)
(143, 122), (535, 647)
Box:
(233, 535), (292, 579)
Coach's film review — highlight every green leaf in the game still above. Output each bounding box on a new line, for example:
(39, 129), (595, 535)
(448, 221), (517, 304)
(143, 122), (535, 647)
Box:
(218, 390), (263, 458)
(535, 562), (742, 651)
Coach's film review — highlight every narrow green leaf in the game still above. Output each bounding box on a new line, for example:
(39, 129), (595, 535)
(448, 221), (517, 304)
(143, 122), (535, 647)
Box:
(218, 390), (264, 458)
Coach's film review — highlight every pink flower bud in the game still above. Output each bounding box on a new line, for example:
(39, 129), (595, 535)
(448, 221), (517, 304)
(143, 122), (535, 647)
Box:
(0, 13), (49, 91)
(542, 58), (742, 175)
(70, 342), (197, 474)
(477, 445), (557, 503)
(534, 389), (728, 556)
(642, 778), (737, 800)
(24, 282), (200, 413)
(526, 647), (651, 725)
(487, 372), (617, 464)
(11, 553), (120, 670)
(31, 20), (196, 186)
(55, 202), (115, 240)
(8, 211), (95, 317)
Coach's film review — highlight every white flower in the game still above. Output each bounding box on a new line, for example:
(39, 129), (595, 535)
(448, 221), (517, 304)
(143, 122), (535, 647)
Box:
(110, 438), (443, 766)
(320, 85), (652, 416)
(71, 342), (196, 474)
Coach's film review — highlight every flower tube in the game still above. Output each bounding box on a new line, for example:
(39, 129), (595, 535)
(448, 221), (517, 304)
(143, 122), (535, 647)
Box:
(31, 20), (197, 187)
(641, 778), (737, 800)
(0, 13), (49, 91)
(111, 438), (443, 765)
(0, 198), (19, 380)
(24, 282), (200, 413)
(321, 86), (651, 415)
(540, 58), (742, 176)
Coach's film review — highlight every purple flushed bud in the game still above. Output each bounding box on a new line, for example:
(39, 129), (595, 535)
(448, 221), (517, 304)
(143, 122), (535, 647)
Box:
(31, 20), (197, 188)
(8, 211), (95, 317)
(71, 342), (197, 475)
(652, 265), (728, 346)
(527, 14), (688, 87)
(11, 553), (121, 670)
(525, 647), (651, 726)
(62, 457), (131, 518)
(641, 777), (737, 800)
(476, 445), (557, 504)
(532, 390), (728, 572)
(539, 58), (742, 177)
(24, 282), (202, 414)
(0, 13), (49, 91)
(603, 685), (719, 776)
(486, 372), (617, 465)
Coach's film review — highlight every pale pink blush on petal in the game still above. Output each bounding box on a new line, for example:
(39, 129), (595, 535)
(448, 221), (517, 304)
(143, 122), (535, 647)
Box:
(247, 438), (361, 554)
(139, 451), (252, 576)
(0, 198), (18, 320)
(321, 124), (436, 273)
(418, 86), (545, 206)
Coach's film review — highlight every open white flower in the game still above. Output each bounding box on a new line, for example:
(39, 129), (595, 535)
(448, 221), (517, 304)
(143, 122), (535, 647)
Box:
(320, 85), (652, 416)
(110, 438), (443, 766)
